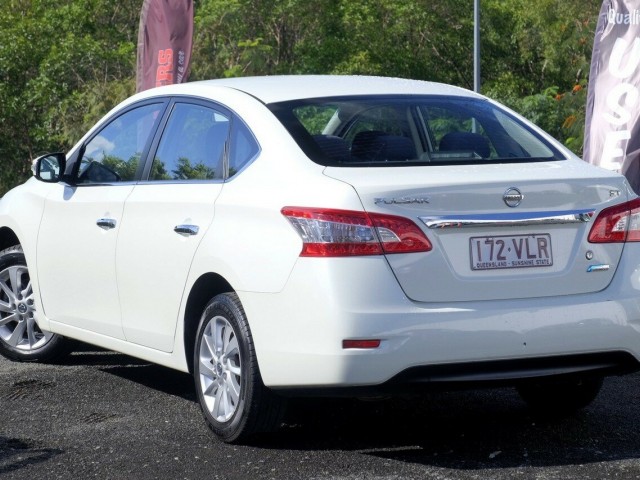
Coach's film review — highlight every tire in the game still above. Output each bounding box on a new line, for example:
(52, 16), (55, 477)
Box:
(193, 292), (286, 443)
(517, 376), (603, 415)
(0, 245), (71, 362)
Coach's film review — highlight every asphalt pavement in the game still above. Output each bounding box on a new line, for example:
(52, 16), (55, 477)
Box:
(1, 346), (640, 479)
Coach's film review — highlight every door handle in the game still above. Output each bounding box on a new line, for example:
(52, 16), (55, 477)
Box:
(96, 218), (116, 230)
(174, 224), (199, 236)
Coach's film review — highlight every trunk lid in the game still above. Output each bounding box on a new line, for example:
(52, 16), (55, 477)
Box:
(325, 160), (630, 302)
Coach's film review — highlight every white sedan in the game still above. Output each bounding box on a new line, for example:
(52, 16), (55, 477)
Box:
(1, 75), (640, 443)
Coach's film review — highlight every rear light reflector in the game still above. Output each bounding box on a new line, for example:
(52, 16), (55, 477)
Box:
(342, 339), (381, 349)
(589, 197), (640, 243)
(281, 207), (432, 257)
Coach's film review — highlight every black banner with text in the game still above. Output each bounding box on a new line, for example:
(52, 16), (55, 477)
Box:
(584, 0), (640, 192)
(136, 0), (193, 93)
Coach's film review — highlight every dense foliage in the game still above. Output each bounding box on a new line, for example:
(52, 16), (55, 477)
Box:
(0, 0), (601, 195)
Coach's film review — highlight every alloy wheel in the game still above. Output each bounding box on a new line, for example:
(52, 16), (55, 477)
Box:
(0, 265), (52, 351)
(198, 315), (242, 422)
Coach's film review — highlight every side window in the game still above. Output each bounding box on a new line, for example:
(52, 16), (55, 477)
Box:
(150, 103), (229, 181)
(293, 105), (339, 135)
(228, 119), (259, 178)
(77, 103), (163, 184)
(493, 110), (552, 158)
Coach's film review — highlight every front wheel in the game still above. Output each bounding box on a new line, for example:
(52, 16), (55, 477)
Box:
(516, 377), (603, 416)
(193, 292), (286, 443)
(0, 245), (71, 362)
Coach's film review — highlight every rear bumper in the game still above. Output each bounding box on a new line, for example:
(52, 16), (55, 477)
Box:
(271, 352), (639, 397)
(241, 247), (640, 389)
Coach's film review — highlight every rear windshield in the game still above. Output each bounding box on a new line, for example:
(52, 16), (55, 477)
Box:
(268, 95), (566, 166)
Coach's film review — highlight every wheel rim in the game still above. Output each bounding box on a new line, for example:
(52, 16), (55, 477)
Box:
(198, 315), (242, 422)
(0, 264), (52, 351)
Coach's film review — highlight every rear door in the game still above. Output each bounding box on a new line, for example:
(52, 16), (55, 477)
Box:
(115, 99), (260, 352)
(116, 100), (228, 352)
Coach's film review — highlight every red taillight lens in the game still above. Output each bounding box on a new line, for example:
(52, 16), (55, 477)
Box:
(342, 339), (381, 349)
(281, 207), (432, 257)
(589, 197), (640, 243)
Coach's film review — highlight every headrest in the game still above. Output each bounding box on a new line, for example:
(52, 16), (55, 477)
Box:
(312, 135), (350, 162)
(439, 131), (491, 158)
(351, 131), (416, 161)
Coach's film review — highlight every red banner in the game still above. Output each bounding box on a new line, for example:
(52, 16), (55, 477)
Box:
(136, 0), (193, 93)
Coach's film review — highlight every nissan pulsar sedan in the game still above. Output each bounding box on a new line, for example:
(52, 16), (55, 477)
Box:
(2, 75), (640, 443)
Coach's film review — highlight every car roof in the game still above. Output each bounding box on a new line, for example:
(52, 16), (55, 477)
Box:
(137, 75), (480, 105)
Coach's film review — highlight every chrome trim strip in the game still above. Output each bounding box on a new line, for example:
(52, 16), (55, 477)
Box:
(420, 209), (595, 229)
(587, 264), (610, 273)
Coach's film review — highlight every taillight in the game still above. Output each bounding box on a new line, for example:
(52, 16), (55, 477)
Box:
(589, 197), (640, 243)
(342, 339), (381, 349)
(281, 207), (432, 257)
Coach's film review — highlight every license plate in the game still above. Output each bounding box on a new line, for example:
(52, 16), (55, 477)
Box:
(470, 234), (553, 270)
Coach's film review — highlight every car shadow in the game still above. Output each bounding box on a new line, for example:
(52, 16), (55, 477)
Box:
(262, 376), (640, 469)
(61, 349), (640, 470)
(100, 362), (196, 401)
(59, 347), (196, 401)
(0, 436), (63, 476)
(267, 395), (617, 467)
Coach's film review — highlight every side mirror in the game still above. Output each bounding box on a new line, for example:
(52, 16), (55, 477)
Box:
(33, 153), (66, 183)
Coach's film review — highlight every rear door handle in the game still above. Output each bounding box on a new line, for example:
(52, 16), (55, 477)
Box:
(174, 224), (199, 236)
(97, 218), (116, 230)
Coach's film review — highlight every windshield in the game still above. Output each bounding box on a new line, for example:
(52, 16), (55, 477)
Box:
(268, 95), (565, 166)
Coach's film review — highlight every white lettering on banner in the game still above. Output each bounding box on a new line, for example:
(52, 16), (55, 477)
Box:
(608, 9), (640, 25)
(603, 130), (632, 168)
(609, 36), (640, 78)
(604, 83), (639, 125)
(601, 37), (640, 170)
(177, 49), (186, 83)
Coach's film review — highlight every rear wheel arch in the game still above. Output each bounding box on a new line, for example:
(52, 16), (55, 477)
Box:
(0, 227), (20, 252)
(183, 272), (234, 373)
(193, 291), (287, 443)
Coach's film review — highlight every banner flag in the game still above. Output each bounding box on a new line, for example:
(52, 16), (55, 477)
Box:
(136, 0), (194, 93)
(584, 0), (640, 192)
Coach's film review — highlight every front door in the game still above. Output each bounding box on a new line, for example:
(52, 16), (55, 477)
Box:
(37, 101), (166, 338)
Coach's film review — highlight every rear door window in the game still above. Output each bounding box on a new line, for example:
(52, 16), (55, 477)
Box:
(149, 103), (229, 181)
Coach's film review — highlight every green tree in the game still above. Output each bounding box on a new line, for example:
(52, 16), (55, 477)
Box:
(0, 0), (606, 196)
(483, 0), (599, 156)
(173, 157), (216, 180)
(0, 0), (138, 195)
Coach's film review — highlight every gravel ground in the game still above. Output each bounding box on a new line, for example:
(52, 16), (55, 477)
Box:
(1, 347), (640, 480)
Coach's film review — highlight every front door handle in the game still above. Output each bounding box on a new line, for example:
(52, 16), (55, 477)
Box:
(174, 224), (200, 236)
(97, 218), (116, 230)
